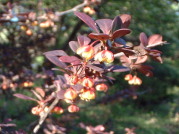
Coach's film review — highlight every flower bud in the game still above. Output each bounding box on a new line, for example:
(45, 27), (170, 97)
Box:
(133, 76), (142, 85)
(95, 83), (108, 92)
(124, 74), (133, 81)
(76, 45), (94, 60)
(68, 104), (80, 113)
(31, 106), (42, 115)
(80, 89), (96, 100)
(52, 106), (64, 114)
(94, 50), (114, 63)
(128, 76), (142, 85)
(64, 88), (77, 100)
(81, 77), (94, 88)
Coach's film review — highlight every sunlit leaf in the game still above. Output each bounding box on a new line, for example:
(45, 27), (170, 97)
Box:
(139, 32), (148, 46)
(77, 35), (91, 46)
(120, 14), (132, 28)
(14, 93), (37, 101)
(69, 41), (79, 53)
(112, 29), (131, 39)
(96, 19), (112, 34)
(88, 33), (109, 40)
(74, 11), (99, 33)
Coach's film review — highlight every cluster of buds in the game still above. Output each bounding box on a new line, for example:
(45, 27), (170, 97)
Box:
(22, 81), (34, 87)
(125, 74), (142, 85)
(83, 6), (96, 15)
(31, 105), (49, 116)
(79, 88), (96, 101)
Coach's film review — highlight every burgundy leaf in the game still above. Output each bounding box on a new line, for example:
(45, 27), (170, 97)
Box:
(77, 35), (91, 46)
(147, 34), (164, 47)
(35, 87), (45, 98)
(148, 49), (162, 54)
(88, 33), (110, 40)
(138, 68), (153, 77)
(120, 14), (132, 28)
(44, 50), (67, 57)
(114, 47), (135, 57)
(86, 64), (104, 72)
(111, 16), (122, 33)
(141, 65), (154, 70)
(74, 11), (99, 33)
(112, 29), (131, 39)
(135, 55), (148, 64)
(69, 41), (79, 53)
(151, 56), (163, 63)
(59, 56), (81, 64)
(96, 19), (112, 34)
(46, 56), (67, 68)
(119, 54), (132, 67)
(108, 65), (130, 72)
(14, 93), (37, 101)
(114, 37), (126, 45)
(139, 32), (148, 46)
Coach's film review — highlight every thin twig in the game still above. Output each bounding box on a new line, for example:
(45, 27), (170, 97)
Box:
(55, 1), (88, 16)
(33, 96), (60, 134)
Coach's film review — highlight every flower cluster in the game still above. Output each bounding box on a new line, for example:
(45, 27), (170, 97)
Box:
(14, 11), (166, 133)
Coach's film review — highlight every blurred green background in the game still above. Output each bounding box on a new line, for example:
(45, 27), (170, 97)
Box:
(0, 0), (179, 133)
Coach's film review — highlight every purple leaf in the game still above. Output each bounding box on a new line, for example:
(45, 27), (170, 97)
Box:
(120, 14), (132, 28)
(88, 33), (110, 40)
(112, 29), (131, 39)
(139, 32), (148, 46)
(147, 34), (165, 47)
(44, 50), (67, 57)
(14, 93), (37, 101)
(74, 11), (99, 33)
(86, 64), (104, 72)
(115, 48), (135, 57)
(119, 54), (132, 67)
(77, 35), (91, 46)
(69, 41), (79, 53)
(111, 16), (122, 33)
(59, 56), (81, 64)
(135, 55), (148, 64)
(138, 68), (153, 77)
(114, 38), (126, 45)
(151, 56), (163, 63)
(96, 19), (112, 34)
(108, 65), (130, 72)
(46, 56), (67, 68)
